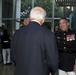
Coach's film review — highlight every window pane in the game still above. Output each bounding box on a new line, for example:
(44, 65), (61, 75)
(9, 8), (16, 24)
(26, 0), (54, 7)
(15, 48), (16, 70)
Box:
(34, 0), (52, 17)
(21, 0), (32, 18)
(2, 0), (13, 18)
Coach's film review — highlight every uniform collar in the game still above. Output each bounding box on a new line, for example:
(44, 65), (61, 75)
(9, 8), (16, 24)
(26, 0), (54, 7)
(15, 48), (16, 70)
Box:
(62, 29), (71, 33)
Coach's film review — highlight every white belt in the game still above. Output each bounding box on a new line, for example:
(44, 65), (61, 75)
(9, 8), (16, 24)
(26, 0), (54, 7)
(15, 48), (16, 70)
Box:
(3, 41), (9, 43)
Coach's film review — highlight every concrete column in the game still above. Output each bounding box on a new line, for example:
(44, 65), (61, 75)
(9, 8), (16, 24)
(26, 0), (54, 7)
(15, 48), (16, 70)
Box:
(0, 0), (2, 27)
(32, 0), (35, 8)
(51, 0), (55, 32)
(12, 0), (16, 34)
(16, 0), (21, 30)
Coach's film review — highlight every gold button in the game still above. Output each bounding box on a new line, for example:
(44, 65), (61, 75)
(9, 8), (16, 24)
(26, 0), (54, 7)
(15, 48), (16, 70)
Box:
(64, 42), (65, 44)
(64, 33), (66, 35)
(64, 47), (66, 49)
(57, 37), (60, 39)
(64, 38), (65, 40)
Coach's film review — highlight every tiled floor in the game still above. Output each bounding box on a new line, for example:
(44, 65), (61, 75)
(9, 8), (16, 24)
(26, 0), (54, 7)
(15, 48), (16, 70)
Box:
(0, 63), (14, 75)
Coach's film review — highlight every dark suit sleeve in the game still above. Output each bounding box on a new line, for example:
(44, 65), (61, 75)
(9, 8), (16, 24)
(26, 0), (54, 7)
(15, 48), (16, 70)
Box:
(10, 31), (18, 66)
(45, 31), (59, 75)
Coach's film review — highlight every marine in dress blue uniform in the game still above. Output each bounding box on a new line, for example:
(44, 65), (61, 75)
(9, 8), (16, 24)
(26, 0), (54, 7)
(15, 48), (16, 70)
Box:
(55, 17), (76, 75)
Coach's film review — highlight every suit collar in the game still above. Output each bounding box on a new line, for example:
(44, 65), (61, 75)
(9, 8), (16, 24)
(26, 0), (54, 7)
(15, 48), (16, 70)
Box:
(31, 20), (41, 25)
(29, 21), (41, 26)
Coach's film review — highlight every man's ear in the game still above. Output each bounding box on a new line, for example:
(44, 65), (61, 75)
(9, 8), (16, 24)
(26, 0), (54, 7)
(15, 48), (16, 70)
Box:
(42, 18), (45, 23)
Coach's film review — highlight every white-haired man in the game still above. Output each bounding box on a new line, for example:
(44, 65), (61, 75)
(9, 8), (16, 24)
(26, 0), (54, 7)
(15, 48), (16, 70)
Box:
(11, 6), (58, 75)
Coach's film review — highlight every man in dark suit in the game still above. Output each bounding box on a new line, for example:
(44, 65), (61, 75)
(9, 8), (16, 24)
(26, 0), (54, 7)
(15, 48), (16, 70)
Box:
(11, 6), (58, 75)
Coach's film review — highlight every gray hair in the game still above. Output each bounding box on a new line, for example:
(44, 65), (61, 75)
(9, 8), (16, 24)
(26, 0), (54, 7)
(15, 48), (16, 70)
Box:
(30, 6), (46, 20)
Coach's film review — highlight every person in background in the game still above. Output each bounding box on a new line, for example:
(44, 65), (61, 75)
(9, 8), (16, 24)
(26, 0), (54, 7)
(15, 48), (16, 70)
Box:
(20, 17), (30, 28)
(1, 29), (11, 65)
(55, 17), (76, 75)
(0, 27), (4, 62)
(54, 26), (59, 33)
(0, 27), (4, 37)
(11, 6), (58, 75)
(23, 17), (30, 26)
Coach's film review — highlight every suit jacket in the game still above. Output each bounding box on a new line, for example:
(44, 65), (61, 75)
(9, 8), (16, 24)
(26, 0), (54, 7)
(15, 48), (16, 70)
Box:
(11, 21), (58, 75)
